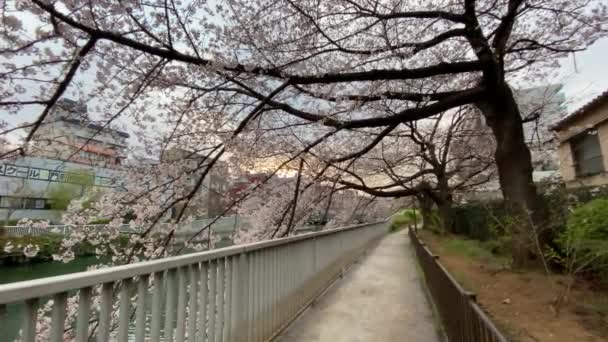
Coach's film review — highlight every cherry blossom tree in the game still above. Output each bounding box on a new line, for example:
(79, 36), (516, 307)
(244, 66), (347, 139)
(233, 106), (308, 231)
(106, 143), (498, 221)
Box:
(1, 0), (606, 268)
(333, 107), (496, 232)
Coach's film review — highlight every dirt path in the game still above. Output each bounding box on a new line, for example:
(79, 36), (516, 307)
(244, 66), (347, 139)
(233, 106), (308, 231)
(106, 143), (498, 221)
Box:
(420, 231), (607, 342)
(276, 229), (441, 342)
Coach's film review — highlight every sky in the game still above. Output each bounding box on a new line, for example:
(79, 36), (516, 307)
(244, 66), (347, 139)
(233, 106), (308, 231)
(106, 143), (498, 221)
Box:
(556, 37), (608, 111)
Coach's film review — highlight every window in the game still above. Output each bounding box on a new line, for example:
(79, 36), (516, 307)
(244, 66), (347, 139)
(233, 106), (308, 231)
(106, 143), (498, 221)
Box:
(571, 130), (604, 177)
(0, 197), (50, 210)
(23, 198), (44, 209)
(34, 199), (46, 209)
(0, 196), (23, 209)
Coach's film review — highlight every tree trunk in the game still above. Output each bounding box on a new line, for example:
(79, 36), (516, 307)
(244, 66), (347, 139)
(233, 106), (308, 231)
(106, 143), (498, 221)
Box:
(436, 198), (453, 233)
(436, 175), (453, 233)
(417, 193), (435, 231)
(478, 84), (548, 268)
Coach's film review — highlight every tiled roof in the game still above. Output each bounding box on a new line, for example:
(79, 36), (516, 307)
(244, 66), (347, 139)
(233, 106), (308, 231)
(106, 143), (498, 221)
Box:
(552, 90), (608, 130)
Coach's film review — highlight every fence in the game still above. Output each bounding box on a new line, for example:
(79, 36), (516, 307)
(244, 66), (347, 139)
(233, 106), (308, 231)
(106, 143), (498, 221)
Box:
(3, 223), (135, 237)
(2, 216), (240, 238)
(0, 221), (386, 342)
(408, 228), (509, 342)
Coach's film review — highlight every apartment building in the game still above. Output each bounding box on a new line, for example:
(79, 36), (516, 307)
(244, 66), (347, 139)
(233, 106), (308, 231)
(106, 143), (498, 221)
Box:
(30, 99), (129, 168)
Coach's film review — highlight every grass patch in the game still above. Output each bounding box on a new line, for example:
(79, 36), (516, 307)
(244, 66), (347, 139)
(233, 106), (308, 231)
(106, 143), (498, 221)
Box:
(443, 238), (494, 259)
(389, 209), (420, 232)
(576, 294), (608, 317)
(440, 236), (510, 270)
(574, 294), (608, 337)
(450, 270), (474, 291)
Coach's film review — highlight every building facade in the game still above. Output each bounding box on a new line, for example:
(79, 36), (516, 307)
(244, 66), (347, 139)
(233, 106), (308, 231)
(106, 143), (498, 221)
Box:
(161, 147), (230, 219)
(553, 90), (608, 188)
(0, 156), (123, 223)
(30, 99), (129, 168)
(1, 99), (129, 223)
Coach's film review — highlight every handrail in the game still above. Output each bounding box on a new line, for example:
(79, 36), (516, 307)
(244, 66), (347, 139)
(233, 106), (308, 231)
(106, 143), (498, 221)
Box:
(408, 228), (509, 342)
(0, 220), (387, 342)
(0, 221), (382, 304)
(2, 216), (239, 237)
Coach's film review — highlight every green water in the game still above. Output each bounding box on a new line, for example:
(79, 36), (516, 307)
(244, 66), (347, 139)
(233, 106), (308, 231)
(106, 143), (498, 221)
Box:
(1, 257), (104, 341)
(0, 256), (103, 285)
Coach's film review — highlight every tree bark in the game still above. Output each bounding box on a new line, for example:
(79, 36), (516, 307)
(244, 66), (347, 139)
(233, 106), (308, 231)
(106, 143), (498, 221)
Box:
(436, 197), (453, 233)
(435, 175), (453, 233)
(478, 84), (548, 268)
(417, 192), (436, 231)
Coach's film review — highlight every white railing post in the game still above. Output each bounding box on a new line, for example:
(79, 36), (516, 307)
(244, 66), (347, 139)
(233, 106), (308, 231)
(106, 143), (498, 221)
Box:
(117, 279), (131, 342)
(215, 257), (225, 342)
(223, 257), (232, 341)
(187, 265), (199, 342)
(22, 298), (38, 342)
(76, 287), (92, 342)
(176, 267), (188, 342)
(197, 262), (209, 342)
(135, 275), (148, 342)
(150, 272), (163, 341)
(164, 268), (178, 342)
(208, 260), (217, 342)
(98, 282), (113, 342)
(231, 255), (239, 341)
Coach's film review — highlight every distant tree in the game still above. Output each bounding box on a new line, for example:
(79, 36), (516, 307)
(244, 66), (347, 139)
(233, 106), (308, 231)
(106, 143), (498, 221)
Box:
(46, 169), (95, 210)
(336, 107), (495, 232)
(1, 179), (34, 226)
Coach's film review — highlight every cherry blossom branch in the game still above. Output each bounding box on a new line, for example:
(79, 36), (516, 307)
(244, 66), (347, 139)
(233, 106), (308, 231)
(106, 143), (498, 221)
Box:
(24, 37), (98, 144)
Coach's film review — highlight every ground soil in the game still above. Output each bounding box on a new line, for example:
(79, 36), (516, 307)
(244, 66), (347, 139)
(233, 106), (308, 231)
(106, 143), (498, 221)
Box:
(419, 231), (608, 342)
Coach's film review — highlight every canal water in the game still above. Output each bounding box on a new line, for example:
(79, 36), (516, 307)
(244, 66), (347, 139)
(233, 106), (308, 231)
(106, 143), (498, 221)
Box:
(1, 256), (104, 341)
(0, 256), (103, 285)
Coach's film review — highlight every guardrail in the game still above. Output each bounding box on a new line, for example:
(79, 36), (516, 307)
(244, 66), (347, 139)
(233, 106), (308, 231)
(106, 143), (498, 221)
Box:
(2, 216), (240, 237)
(2, 224), (134, 237)
(0, 221), (386, 342)
(408, 228), (509, 342)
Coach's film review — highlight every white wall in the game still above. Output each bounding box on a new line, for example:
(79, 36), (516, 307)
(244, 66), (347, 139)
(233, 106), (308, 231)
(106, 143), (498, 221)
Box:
(0, 209), (63, 224)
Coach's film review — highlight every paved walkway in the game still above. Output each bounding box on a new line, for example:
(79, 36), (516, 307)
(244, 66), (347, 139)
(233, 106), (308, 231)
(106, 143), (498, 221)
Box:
(277, 229), (441, 342)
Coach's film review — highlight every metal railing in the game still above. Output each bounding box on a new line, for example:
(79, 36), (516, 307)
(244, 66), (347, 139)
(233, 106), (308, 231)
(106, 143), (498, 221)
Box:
(408, 228), (509, 342)
(2, 224), (134, 236)
(2, 216), (240, 237)
(0, 221), (386, 342)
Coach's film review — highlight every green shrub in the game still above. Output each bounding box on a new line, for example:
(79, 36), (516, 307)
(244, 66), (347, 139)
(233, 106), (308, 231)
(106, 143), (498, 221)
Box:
(0, 219), (21, 228)
(0, 235), (64, 260)
(442, 236), (511, 270)
(424, 209), (443, 233)
(389, 209), (420, 232)
(88, 218), (112, 225)
(563, 185), (608, 204)
(449, 202), (509, 241)
(480, 235), (512, 255)
(555, 198), (608, 276)
(0, 234), (113, 262)
(444, 238), (494, 259)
